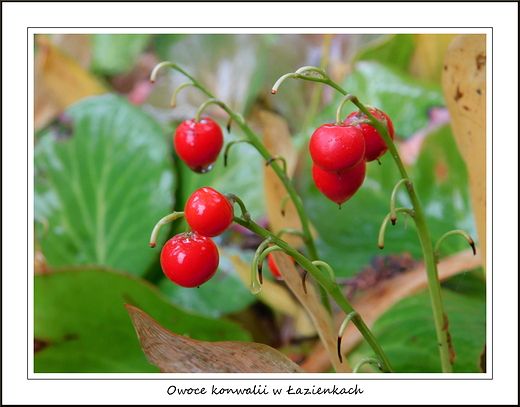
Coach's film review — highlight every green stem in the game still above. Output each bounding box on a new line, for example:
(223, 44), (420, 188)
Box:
(170, 81), (194, 107)
(336, 89), (453, 373)
(316, 76), (452, 373)
(434, 229), (476, 262)
(149, 211), (185, 248)
(233, 216), (394, 373)
(278, 68), (453, 372)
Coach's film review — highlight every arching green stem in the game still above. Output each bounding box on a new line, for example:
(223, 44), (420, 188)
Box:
(312, 260), (337, 283)
(170, 81), (194, 107)
(257, 244), (285, 281)
(434, 229), (476, 263)
(353, 358), (383, 373)
(335, 94), (357, 124)
(223, 139), (252, 167)
(251, 238), (272, 291)
(266, 155), (288, 175)
(149, 212), (185, 248)
(337, 311), (360, 363)
(378, 208), (414, 249)
(150, 61), (176, 83)
(195, 98), (226, 123)
(390, 178), (412, 225)
(224, 193), (251, 222)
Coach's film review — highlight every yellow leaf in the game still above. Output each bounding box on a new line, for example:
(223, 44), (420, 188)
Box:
(441, 34), (486, 271)
(34, 35), (108, 130)
(409, 34), (458, 82)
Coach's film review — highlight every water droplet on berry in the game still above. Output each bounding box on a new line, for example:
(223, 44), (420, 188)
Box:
(193, 163), (215, 174)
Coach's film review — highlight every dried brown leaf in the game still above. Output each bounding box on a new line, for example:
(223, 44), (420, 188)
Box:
(125, 304), (304, 373)
(269, 251), (352, 373)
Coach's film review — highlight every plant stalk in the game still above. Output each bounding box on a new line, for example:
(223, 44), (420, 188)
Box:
(320, 76), (453, 373)
(234, 216), (394, 373)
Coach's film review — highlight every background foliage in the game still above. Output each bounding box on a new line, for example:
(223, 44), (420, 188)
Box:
(33, 33), (485, 373)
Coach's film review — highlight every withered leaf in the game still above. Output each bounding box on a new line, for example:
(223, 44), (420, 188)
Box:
(125, 304), (305, 373)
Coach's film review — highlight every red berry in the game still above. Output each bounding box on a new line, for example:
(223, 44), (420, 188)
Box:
(184, 187), (234, 237)
(174, 117), (224, 173)
(311, 160), (366, 207)
(344, 109), (395, 162)
(267, 252), (295, 280)
(309, 123), (365, 174)
(160, 232), (219, 288)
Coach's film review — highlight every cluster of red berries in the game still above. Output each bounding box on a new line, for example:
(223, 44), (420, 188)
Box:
(160, 187), (234, 288)
(161, 118), (228, 287)
(309, 109), (394, 207)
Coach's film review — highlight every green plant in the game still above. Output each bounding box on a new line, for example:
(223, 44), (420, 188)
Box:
(148, 60), (476, 374)
(33, 34), (483, 375)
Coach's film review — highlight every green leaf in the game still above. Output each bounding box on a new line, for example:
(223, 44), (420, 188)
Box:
(352, 34), (416, 72)
(348, 280), (486, 373)
(34, 94), (175, 276)
(336, 61), (446, 138)
(34, 269), (251, 373)
(90, 34), (152, 74)
(412, 125), (477, 254)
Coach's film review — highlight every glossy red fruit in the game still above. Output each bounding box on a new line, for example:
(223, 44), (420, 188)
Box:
(309, 123), (365, 174)
(174, 117), (224, 173)
(311, 160), (366, 208)
(184, 187), (234, 237)
(267, 252), (294, 280)
(160, 232), (219, 288)
(344, 109), (395, 162)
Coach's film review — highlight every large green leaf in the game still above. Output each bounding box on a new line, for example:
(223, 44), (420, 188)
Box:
(90, 34), (153, 74)
(34, 269), (251, 373)
(34, 94), (175, 276)
(348, 274), (486, 373)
